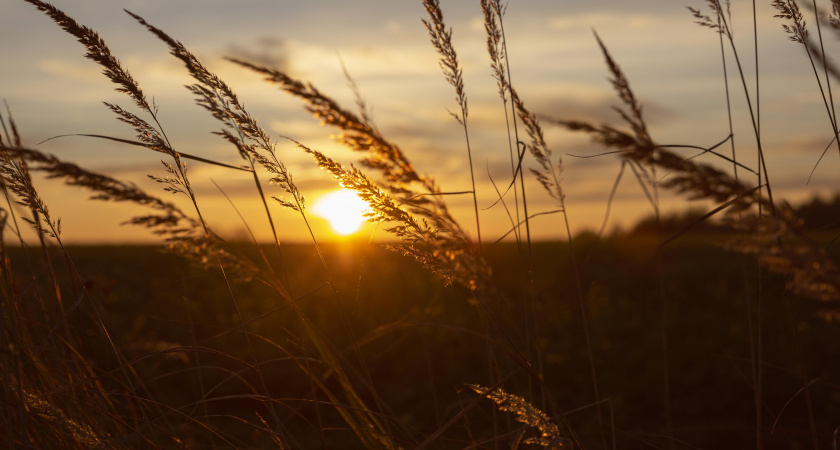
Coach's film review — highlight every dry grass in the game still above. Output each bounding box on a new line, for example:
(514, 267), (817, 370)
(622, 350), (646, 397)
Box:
(2, 0), (840, 448)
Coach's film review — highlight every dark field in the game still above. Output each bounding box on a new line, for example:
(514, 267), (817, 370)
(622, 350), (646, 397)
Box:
(6, 232), (840, 449)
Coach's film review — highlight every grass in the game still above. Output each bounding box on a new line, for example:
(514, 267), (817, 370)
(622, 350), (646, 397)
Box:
(2, 0), (840, 448)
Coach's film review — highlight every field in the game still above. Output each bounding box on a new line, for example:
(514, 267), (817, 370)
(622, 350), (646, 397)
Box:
(5, 233), (840, 448)
(4, 0), (840, 448)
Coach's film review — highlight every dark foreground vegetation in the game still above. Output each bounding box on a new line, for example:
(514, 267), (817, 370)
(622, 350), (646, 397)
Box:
(5, 221), (840, 448)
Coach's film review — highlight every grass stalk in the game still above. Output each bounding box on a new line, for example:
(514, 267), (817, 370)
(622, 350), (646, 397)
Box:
(421, 0), (482, 250)
(495, 10), (542, 406)
(751, 3), (765, 446)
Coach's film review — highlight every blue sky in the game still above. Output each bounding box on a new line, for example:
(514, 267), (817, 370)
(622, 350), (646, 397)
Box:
(2, 0), (839, 243)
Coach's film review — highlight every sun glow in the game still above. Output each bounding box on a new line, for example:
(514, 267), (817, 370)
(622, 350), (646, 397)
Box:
(312, 190), (370, 236)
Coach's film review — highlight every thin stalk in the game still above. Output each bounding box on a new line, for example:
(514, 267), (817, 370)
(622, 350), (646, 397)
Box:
(482, 18), (526, 428)
(751, 4), (765, 448)
(813, 0), (839, 139)
(753, 0), (760, 138)
(716, 7), (768, 444)
(501, 98), (522, 245)
(800, 5), (824, 448)
(651, 164), (674, 450)
(751, 2), (765, 447)
(463, 121), (483, 250)
(790, 4), (840, 159)
(716, 8), (775, 210)
(31, 208), (62, 312)
(499, 10), (531, 252)
(497, 9), (543, 405)
(716, 5), (763, 450)
(562, 208), (608, 449)
(0, 217), (18, 449)
(246, 155), (291, 289)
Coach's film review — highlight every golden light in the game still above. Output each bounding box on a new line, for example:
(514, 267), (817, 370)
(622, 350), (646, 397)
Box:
(312, 190), (370, 236)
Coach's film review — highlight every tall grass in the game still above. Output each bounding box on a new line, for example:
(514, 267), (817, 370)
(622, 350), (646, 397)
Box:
(3, 0), (840, 448)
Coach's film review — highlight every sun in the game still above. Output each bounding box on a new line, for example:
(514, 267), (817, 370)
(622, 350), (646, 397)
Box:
(312, 190), (370, 236)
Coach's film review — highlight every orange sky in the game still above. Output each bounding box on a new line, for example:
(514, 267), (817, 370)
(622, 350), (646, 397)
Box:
(2, 0), (840, 243)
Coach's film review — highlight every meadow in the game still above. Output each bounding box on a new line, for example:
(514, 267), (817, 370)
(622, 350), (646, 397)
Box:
(3, 0), (840, 448)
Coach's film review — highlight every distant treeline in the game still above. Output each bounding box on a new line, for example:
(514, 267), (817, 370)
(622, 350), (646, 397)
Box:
(629, 194), (840, 235)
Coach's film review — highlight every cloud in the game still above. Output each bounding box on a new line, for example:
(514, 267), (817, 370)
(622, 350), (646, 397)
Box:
(39, 59), (102, 82)
(226, 36), (289, 71)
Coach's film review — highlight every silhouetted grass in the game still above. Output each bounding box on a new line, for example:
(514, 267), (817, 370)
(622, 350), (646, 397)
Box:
(3, 1), (840, 448)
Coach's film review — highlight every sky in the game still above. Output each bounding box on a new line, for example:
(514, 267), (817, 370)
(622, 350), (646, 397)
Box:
(2, 0), (840, 243)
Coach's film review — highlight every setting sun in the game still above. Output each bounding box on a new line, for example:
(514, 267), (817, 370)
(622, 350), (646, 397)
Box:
(312, 190), (370, 235)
